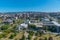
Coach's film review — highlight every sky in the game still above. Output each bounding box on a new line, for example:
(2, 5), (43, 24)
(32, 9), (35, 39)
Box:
(0, 0), (60, 12)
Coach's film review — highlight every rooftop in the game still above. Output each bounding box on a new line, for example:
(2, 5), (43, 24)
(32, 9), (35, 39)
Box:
(52, 21), (60, 26)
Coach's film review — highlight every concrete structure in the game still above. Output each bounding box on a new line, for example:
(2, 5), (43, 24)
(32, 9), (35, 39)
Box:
(52, 21), (60, 33)
(29, 22), (43, 27)
(42, 20), (60, 33)
(20, 23), (28, 28)
(16, 23), (28, 31)
(41, 17), (50, 22)
(29, 20), (43, 27)
(42, 21), (55, 26)
(41, 17), (60, 33)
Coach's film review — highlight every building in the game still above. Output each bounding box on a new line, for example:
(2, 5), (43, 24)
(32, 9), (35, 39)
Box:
(16, 23), (28, 31)
(41, 17), (60, 33)
(52, 21), (60, 33)
(2, 19), (13, 24)
(42, 20), (60, 33)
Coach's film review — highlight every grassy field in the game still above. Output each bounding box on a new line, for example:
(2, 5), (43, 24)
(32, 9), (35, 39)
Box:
(40, 33), (60, 40)
(0, 19), (24, 40)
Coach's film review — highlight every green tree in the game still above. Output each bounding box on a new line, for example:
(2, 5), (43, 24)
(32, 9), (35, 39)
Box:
(9, 33), (16, 39)
(28, 24), (36, 29)
(28, 31), (34, 36)
(3, 29), (11, 33)
(34, 36), (38, 40)
(36, 30), (43, 36)
(51, 26), (56, 32)
(43, 26), (48, 32)
(44, 37), (47, 40)
(20, 35), (26, 40)
(28, 31), (34, 40)
(49, 26), (56, 32)
(1, 24), (9, 30)
(13, 20), (15, 24)
(28, 35), (32, 40)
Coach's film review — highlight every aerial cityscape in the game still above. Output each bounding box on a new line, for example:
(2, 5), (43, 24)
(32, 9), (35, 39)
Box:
(0, 0), (60, 40)
(0, 12), (59, 40)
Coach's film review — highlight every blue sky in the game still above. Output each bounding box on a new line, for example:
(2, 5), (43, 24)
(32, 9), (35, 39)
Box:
(0, 0), (60, 12)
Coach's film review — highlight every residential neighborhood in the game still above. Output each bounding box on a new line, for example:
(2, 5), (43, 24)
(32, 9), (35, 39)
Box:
(0, 12), (60, 40)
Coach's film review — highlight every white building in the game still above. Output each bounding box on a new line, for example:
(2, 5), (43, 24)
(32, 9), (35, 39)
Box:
(20, 23), (28, 28)
(16, 23), (28, 31)
(52, 21), (60, 33)
(15, 17), (18, 20)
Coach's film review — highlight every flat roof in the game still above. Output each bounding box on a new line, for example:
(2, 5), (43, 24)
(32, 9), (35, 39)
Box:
(52, 21), (60, 26)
